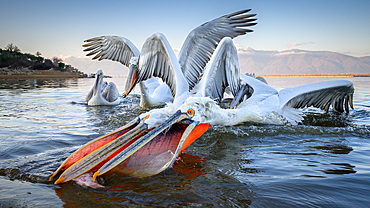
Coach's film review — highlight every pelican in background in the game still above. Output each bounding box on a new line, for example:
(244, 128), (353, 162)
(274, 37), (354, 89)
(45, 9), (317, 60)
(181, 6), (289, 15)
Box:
(82, 9), (257, 107)
(86, 70), (120, 106)
(84, 36), (173, 108)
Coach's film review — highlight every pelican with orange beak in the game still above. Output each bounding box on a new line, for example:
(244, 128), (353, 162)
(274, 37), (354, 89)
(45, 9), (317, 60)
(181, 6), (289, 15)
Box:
(50, 107), (210, 184)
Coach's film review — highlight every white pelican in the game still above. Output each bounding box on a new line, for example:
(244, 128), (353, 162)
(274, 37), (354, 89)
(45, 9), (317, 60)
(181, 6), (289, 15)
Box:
(82, 9), (257, 107)
(86, 70), (120, 106)
(139, 77), (174, 108)
(50, 36), (241, 184)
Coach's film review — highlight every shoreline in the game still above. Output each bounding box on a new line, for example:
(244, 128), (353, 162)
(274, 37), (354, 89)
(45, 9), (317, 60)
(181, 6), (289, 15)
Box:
(0, 67), (85, 79)
(261, 73), (370, 77)
(0, 74), (83, 79)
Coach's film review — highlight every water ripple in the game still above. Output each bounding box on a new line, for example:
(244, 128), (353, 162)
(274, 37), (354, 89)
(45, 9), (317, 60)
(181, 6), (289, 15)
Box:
(0, 78), (369, 207)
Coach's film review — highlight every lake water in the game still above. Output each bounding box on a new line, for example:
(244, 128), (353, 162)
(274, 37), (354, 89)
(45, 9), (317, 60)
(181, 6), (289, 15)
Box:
(0, 77), (369, 207)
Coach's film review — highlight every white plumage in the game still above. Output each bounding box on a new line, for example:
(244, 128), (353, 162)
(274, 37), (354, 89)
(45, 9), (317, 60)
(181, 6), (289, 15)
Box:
(82, 9), (257, 107)
(86, 70), (120, 106)
(139, 36), (354, 128)
(136, 36), (244, 129)
(228, 74), (354, 125)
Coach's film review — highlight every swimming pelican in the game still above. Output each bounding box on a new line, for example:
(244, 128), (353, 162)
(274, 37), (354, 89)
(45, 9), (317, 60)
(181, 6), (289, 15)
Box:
(50, 36), (240, 184)
(82, 9), (257, 107)
(139, 77), (174, 108)
(86, 70), (120, 106)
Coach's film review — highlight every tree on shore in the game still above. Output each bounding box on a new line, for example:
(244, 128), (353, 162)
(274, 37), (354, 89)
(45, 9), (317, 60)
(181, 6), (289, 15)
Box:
(52, 57), (62, 66)
(1, 45), (47, 69)
(5, 43), (20, 53)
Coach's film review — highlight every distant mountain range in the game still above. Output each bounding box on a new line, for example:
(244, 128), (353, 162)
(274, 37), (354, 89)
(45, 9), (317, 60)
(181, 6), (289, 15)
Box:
(63, 56), (128, 77)
(237, 48), (370, 75)
(64, 48), (370, 77)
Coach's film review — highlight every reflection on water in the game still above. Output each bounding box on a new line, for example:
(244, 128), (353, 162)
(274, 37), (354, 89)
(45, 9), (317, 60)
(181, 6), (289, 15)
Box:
(0, 77), (369, 207)
(322, 163), (356, 174)
(0, 78), (80, 89)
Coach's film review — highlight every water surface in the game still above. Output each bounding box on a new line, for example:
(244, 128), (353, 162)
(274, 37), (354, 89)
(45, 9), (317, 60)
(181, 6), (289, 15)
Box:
(0, 77), (369, 207)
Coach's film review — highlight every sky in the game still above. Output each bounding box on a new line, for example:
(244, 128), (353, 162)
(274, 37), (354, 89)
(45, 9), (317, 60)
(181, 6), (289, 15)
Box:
(1, 0), (370, 61)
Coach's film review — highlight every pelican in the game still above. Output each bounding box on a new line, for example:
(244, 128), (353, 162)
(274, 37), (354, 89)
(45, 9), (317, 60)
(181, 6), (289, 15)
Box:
(86, 70), (120, 106)
(50, 108), (211, 184)
(139, 77), (174, 108)
(50, 36), (241, 184)
(82, 9), (257, 107)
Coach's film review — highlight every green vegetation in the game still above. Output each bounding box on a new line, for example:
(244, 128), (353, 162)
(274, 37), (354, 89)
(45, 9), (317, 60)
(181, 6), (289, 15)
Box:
(0, 43), (66, 70)
(0, 47), (45, 69)
(0, 43), (86, 78)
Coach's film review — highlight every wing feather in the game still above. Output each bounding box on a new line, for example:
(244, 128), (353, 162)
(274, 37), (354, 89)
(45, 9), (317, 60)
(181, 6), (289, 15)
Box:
(83, 36), (140, 67)
(179, 9), (257, 90)
(196, 38), (240, 103)
(279, 80), (354, 113)
(138, 33), (188, 97)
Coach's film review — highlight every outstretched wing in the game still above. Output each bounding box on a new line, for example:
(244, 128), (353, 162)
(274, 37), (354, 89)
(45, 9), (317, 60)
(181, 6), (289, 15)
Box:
(179, 9), (257, 90)
(196, 37), (240, 103)
(138, 33), (189, 98)
(279, 80), (354, 113)
(83, 36), (140, 67)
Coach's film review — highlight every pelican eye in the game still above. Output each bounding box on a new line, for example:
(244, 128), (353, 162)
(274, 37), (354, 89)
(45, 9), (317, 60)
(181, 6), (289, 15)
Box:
(143, 115), (150, 120)
(187, 109), (195, 117)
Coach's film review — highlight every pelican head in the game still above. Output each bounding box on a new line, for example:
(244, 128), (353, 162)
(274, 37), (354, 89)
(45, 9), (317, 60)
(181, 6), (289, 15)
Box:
(51, 106), (210, 184)
(86, 69), (120, 106)
(93, 69), (104, 96)
(123, 57), (139, 98)
(230, 83), (254, 109)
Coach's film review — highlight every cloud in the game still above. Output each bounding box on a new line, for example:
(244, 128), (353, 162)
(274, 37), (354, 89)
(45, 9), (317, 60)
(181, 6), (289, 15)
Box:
(287, 42), (314, 48)
(59, 55), (84, 60)
(234, 44), (255, 53)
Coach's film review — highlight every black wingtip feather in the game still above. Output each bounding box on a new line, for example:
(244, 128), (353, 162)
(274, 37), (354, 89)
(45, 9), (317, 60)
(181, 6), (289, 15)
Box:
(226, 9), (252, 18)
